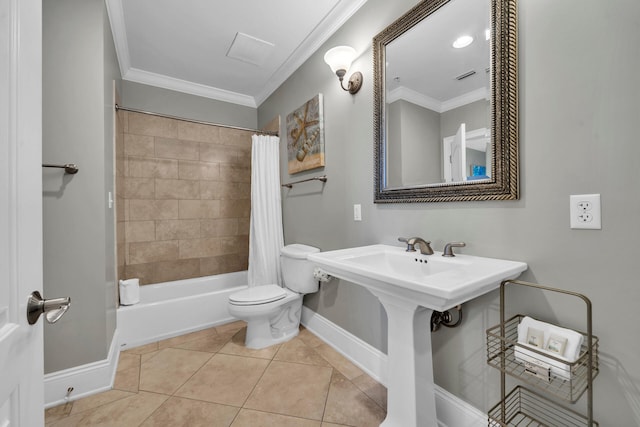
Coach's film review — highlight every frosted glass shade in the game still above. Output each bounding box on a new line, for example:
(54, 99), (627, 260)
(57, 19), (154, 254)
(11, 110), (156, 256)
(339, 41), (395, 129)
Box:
(324, 46), (356, 74)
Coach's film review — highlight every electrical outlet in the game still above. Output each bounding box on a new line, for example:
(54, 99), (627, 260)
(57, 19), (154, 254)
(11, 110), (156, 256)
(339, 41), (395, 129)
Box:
(577, 200), (592, 211)
(570, 194), (601, 229)
(353, 204), (362, 221)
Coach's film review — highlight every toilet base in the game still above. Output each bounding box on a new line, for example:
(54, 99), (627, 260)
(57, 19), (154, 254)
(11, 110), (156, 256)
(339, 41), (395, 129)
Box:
(245, 317), (300, 349)
(230, 294), (304, 349)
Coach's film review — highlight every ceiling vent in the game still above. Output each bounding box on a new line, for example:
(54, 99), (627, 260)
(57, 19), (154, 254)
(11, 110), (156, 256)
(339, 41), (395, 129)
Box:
(226, 32), (275, 67)
(455, 70), (476, 81)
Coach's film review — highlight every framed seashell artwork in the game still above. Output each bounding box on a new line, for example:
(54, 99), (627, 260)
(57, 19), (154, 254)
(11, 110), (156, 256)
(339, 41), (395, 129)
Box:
(286, 94), (325, 174)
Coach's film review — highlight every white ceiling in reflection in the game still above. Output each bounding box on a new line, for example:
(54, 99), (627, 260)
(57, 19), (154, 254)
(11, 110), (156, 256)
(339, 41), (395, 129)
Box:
(385, 0), (491, 112)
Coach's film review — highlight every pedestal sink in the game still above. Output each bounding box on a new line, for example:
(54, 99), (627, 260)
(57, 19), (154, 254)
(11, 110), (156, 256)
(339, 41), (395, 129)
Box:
(307, 244), (527, 427)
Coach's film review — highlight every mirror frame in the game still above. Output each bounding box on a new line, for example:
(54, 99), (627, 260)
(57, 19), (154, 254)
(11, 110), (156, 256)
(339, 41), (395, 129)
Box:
(373, 0), (518, 203)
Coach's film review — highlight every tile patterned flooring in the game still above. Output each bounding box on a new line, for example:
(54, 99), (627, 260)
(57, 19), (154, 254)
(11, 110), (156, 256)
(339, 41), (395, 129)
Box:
(45, 321), (387, 426)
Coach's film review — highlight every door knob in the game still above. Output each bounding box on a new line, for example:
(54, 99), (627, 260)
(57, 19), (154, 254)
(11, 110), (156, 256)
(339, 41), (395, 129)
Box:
(27, 291), (71, 325)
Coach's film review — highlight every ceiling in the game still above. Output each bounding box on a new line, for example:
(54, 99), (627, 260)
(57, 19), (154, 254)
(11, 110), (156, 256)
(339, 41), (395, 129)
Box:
(106, 0), (368, 108)
(386, 0), (490, 113)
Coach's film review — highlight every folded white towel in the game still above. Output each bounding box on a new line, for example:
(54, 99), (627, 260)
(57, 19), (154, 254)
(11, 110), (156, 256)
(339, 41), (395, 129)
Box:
(515, 316), (584, 380)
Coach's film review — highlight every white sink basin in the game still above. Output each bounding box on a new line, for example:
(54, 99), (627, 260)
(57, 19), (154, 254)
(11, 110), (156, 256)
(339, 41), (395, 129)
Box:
(308, 244), (527, 427)
(308, 244), (527, 312)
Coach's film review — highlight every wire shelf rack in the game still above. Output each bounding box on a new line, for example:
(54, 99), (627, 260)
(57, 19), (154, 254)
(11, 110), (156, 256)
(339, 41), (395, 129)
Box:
(486, 314), (599, 403)
(488, 386), (600, 427)
(486, 280), (598, 426)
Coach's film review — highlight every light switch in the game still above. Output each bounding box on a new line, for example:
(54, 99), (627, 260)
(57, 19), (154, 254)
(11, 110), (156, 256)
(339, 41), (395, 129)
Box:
(353, 204), (362, 221)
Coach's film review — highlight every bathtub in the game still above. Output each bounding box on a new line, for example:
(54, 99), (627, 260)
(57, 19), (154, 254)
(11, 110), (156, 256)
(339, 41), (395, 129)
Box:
(117, 271), (248, 350)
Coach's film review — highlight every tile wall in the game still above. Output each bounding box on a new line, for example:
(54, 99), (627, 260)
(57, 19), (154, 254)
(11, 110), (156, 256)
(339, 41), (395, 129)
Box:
(116, 112), (252, 285)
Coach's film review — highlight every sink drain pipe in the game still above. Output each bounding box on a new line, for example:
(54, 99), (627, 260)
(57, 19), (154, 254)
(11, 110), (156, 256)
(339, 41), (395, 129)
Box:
(431, 305), (463, 332)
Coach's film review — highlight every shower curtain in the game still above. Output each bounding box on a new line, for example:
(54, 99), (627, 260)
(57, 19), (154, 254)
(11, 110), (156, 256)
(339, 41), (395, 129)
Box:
(248, 134), (285, 287)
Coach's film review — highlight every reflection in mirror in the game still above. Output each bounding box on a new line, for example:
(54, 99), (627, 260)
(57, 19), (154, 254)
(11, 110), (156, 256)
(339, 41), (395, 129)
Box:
(374, 0), (519, 202)
(386, 0), (490, 188)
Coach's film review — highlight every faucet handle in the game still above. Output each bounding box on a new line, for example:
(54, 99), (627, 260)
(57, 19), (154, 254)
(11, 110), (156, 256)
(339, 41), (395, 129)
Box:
(443, 242), (466, 257)
(398, 237), (416, 252)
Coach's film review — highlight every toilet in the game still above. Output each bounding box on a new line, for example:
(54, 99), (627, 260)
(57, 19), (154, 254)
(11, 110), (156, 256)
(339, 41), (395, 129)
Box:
(228, 243), (320, 349)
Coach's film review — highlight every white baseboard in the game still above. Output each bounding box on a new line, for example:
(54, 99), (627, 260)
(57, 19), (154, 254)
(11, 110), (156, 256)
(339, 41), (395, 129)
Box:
(44, 330), (120, 409)
(435, 386), (487, 427)
(300, 306), (486, 427)
(301, 306), (388, 384)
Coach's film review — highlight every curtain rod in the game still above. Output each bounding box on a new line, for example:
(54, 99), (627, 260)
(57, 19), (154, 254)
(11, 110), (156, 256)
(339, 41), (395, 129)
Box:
(114, 104), (279, 136)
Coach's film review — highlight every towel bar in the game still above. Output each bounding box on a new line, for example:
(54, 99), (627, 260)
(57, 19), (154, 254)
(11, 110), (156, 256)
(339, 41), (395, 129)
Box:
(281, 175), (327, 189)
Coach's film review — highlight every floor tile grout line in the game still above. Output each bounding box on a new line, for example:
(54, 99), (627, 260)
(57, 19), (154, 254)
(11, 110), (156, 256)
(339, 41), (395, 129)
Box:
(129, 390), (189, 427)
(164, 330), (233, 397)
(164, 349), (216, 396)
(319, 366), (335, 425)
(53, 390), (169, 427)
(237, 354), (334, 423)
(56, 390), (136, 419)
(228, 407), (242, 426)
(136, 330), (227, 407)
(233, 334), (332, 423)
(233, 406), (331, 424)
(357, 385), (387, 412)
(134, 393), (171, 427)
(136, 353), (142, 393)
(238, 354), (276, 410)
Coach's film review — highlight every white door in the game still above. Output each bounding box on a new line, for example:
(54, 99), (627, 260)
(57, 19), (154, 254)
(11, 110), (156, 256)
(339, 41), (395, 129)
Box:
(0, 0), (45, 425)
(450, 123), (466, 182)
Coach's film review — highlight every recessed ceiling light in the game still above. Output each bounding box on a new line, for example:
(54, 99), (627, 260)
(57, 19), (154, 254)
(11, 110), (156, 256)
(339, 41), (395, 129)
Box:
(452, 35), (474, 49)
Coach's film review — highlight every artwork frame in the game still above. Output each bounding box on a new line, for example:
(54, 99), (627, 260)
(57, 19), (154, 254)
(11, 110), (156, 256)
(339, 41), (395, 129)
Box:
(286, 94), (325, 174)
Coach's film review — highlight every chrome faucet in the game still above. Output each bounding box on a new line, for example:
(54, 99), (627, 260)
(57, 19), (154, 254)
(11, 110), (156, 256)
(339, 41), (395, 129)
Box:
(398, 237), (434, 255)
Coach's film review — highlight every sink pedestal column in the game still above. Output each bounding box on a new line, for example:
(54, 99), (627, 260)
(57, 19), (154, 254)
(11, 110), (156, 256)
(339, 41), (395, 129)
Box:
(376, 294), (438, 427)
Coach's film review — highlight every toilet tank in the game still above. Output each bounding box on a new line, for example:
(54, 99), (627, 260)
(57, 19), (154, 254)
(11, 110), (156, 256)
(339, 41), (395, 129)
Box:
(280, 244), (320, 294)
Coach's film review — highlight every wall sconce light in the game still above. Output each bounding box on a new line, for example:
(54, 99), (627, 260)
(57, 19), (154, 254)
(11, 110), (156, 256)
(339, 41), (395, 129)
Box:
(323, 46), (363, 95)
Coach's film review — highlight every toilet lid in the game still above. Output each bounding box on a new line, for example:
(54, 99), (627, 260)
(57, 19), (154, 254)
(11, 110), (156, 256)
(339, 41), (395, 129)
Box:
(229, 285), (287, 306)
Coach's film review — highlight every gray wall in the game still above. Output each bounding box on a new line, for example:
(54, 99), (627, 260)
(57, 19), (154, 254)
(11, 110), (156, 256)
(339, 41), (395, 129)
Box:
(43, 0), (119, 373)
(386, 101), (403, 187)
(396, 100), (441, 185)
(120, 81), (257, 129)
(440, 99), (489, 140)
(104, 2), (121, 348)
(258, 0), (640, 423)
(389, 98), (488, 185)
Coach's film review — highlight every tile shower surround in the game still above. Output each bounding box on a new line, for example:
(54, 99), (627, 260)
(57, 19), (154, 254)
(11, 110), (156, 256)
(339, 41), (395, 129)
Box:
(116, 111), (253, 285)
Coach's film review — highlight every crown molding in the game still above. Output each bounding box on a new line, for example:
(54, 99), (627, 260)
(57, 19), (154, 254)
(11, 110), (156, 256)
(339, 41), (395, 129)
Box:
(387, 86), (442, 112)
(123, 68), (258, 108)
(440, 86), (488, 112)
(105, 0), (131, 78)
(254, 0), (368, 106)
(388, 86), (489, 113)
(107, 0), (368, 109)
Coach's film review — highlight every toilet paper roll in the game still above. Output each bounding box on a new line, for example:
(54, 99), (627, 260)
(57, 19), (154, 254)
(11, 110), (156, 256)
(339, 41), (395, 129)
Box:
(119, 278), (140, 306)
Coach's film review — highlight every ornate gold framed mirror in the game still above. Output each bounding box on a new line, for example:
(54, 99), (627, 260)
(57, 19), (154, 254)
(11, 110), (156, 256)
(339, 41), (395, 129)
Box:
(373, 0), (518, 203)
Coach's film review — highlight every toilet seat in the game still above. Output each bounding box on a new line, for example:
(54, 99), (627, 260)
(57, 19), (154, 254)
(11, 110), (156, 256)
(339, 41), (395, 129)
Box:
(229, 284), (287, 306)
